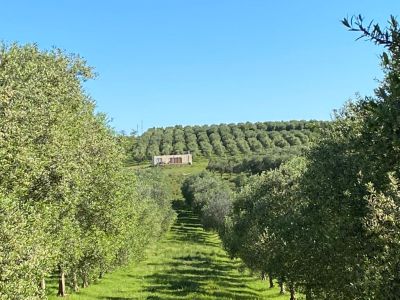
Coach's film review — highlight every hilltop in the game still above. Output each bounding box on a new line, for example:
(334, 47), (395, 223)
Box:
(130, 120), (328, 162)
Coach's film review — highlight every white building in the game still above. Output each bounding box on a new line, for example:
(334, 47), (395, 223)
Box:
(152, 153), (193, 166)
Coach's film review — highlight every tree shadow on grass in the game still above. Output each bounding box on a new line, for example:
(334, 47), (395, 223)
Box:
(102, 296), (140, 300)
(170, 201), (222, 248)
(143, 200), (264, 299)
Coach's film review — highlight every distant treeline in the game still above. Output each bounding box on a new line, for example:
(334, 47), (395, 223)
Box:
(131, 121), (328, 161)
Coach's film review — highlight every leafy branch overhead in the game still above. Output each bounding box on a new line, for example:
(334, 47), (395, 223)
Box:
(342, 14), (399, 47)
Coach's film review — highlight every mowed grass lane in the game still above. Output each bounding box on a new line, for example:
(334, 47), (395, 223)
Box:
(48, 200), (288, 299)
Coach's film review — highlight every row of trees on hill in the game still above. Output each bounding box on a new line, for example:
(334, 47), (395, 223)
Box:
(206, 146), (307, 175)
(0, 44), (175, 299)
(182, 16), (400, 299)
(132, 121), (327, 161)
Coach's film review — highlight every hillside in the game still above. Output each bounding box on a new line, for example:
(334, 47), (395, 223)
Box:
(132, 120), (328, 162)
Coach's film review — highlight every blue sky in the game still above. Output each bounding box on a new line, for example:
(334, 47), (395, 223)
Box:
(2, 1), (399, 133)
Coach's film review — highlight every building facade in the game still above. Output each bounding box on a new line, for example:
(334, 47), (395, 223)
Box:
(152, 153), (193, 166)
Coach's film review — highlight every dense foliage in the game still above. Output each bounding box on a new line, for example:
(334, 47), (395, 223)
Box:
(4, 13), (400, 300)
(181, 172), (233, 232)
(0, 44), (175, 299)
(132, 121), (327, 161)
(206, 145), (307, 175)
(222, 158), (306, 299)
(180, 15), (400, 300)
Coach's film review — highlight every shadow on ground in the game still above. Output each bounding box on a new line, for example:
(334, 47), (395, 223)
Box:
(141, 200), (264, 299)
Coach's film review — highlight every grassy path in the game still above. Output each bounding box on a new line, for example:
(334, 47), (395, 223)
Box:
(49, 201), (287, 299)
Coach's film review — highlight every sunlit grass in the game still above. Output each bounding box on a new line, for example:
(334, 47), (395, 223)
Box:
(48, 200), (294, 299)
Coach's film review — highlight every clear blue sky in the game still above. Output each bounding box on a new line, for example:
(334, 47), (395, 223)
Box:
(2, 1), (399, 133)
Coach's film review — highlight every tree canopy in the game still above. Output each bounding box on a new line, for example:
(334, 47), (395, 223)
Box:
(0, 43), (175, 298)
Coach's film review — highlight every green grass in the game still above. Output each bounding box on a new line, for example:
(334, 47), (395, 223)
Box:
(157, 158), (209, 176)
(48, 200), (292, 299)
(125, 159), (209, 198)
(125, 158), (208, 174)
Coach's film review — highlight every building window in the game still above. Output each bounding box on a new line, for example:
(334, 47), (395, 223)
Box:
(169, 157), (182, 164)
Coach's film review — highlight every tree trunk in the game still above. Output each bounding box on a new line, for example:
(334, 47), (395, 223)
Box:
(72, 272), (79, 292)
(261, 271), (267, 281)
(40, 277), (46, 291)
(57, 265), (66, 297)
(279, 280), (285, 294)
(289, 283), (296, 300)
(82, 275), (89, 288)
(305, 287), (312, 300)
(268, 273), (274, 288)
(99, 271), (103, 279)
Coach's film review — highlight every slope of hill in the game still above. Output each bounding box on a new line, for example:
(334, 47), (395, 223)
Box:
(132, 120), (328, 162)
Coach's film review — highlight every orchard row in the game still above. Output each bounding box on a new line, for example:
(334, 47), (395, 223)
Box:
(181, 16), (400, 300)
(132, 121), (327, 161)
(0, 44), (175, 299)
